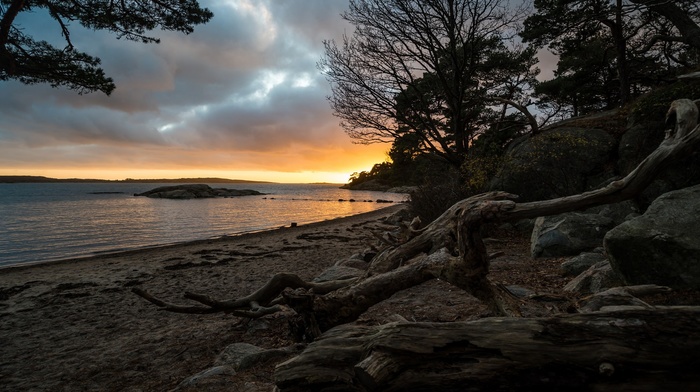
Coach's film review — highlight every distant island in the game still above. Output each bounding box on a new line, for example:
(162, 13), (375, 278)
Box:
(0, 176), (273, 184)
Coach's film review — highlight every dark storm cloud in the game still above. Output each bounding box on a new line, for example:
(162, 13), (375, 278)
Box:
(0, 0), (552, 177)
(0, 1), (351, 158)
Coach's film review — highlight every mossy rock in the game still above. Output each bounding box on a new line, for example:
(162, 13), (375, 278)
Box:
(628, 78), (700, 125)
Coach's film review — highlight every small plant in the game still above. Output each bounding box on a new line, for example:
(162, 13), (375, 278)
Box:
(408, 170), (468, 225)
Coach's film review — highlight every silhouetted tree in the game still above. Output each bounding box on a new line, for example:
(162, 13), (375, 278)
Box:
(523, 0), (700, 107)
(320, 0), (536, 168)
(0, 0), (213, 95)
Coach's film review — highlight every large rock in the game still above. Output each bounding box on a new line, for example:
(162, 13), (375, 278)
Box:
(563, 260), (623, 294)
(560, 251), (607, 277)
(531, 213), (616, 258)
(605, 185), (700, 289)
(617, 118), (700, 208)
(135, 184), (264, 199)
(490, 127), (616, 202)
(617, 80), (700, 208)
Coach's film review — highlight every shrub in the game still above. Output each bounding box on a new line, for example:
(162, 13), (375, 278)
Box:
(408, 169), (468, 225)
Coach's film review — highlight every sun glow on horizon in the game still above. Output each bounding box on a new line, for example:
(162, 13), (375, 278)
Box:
(0, 167), (359, 184)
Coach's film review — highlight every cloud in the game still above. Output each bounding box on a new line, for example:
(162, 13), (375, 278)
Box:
(0, 0), (366, 180)
(0, 0), (552, 181)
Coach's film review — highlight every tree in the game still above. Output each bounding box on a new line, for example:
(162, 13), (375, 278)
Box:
(133, 95), (700, 346)
(536, 36), (621, 117)
(0, 0), (213, 95)
(319, 0), (536, 168)
(134, 98), (700, 390)
(629, 0), (700, 51)
(523, 0), (700, 107)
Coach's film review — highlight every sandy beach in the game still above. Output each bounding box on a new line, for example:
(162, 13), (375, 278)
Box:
(0, 205), (415, 391)
(0, 204), (573, 391)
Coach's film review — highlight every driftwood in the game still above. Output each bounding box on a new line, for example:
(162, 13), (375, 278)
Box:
(134, 100), (700, 338)
(275, 307), (700, 391)
(131, 100), (700, 389)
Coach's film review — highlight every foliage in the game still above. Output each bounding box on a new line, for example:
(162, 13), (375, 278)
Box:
(460, 111), (529, 194)
(493, 128), (616, 201)
(535, 37), (620, 117)
(630, 77), (700, 124)
(320, 0), (537, 168)
(0, 0), (213, 95)
(408, 167), (468, 225)
(523, 0), (700, 110)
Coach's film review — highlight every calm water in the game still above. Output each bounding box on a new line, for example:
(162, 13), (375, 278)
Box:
(0, 183), (407, 267)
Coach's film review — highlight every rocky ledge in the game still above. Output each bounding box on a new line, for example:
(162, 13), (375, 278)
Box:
(135, 184), (265, 199)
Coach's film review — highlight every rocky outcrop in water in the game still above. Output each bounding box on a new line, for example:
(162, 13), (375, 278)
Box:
(135, 184), (264, 199)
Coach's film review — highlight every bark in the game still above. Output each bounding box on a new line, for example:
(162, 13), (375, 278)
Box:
(630, 0), (700, 50)
(487, 96), (540, 135)
(135, 101), (700, 344)
(274, 307), (700, 391)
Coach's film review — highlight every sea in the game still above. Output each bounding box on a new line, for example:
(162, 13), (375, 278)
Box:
(0, 182), (408, 267)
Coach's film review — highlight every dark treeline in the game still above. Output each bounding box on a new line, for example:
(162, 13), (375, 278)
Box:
(332, 0), (700, 201)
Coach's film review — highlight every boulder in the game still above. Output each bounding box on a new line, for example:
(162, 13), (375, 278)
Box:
(531, 213), (616, 258)
(175, 343), (299, 391)
(563, 260), (623, 294)
(490, 127), (616, 202)
(135, 184), (264, 199)
(561, 251), (607, 277)
(605, 184), (700, 289)
(584, 199), (640, 226)
(617, 81), (700, 208)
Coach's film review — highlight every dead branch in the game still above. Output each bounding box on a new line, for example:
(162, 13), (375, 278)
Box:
(134, 100), (700, 342)
(132, 273), (358, 315)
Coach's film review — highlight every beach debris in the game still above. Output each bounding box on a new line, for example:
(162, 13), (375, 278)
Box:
(133, 100), (700, 391)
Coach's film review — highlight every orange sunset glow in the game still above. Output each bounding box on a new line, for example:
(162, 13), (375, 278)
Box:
(0, 142), (389, 184)
(0, 2), (389, 184)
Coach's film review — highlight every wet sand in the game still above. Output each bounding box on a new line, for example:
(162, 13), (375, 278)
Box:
(0, 205), (406, 391)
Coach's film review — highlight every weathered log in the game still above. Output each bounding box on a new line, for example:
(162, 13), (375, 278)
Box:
(134, 101), (700, 340)
(577, 284), (672, 313)
(132, 273), (358, 315)
(275, 307), (700, 391)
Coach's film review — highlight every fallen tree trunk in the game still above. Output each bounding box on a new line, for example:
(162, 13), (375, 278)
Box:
(134, 100), (700, 340)
(275, 307), (700, 391)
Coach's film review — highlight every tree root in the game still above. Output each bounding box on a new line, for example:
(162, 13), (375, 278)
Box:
(133, 102), (700, 344)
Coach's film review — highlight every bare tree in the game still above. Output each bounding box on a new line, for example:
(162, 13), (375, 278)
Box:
(136, 97), (700, 330)
(319, 0), (534, 167)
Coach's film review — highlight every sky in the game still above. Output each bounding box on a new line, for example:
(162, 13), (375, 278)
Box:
(0, 0), (555, 184)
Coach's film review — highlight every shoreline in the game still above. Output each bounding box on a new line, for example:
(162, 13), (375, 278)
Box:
(1, 204), (406, 272)
(0, 202), (408, 391)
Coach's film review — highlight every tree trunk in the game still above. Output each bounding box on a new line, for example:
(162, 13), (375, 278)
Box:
(135, 114), (700, 340)
(630, 0), (700, 50)
(275, 307), (700, 391)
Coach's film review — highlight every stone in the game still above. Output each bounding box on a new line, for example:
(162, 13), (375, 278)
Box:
(531, 213), (616, 258)
(563, 260), (623, 294)
(585, 199), (640, 226)
(490, 127), (616, 202)
(505, 285), (536, 298)
(605, 185), (700, 289)
(617, 103), (700, 208)
(335, 253), (370, 270)
(561, 252), (608, 277)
